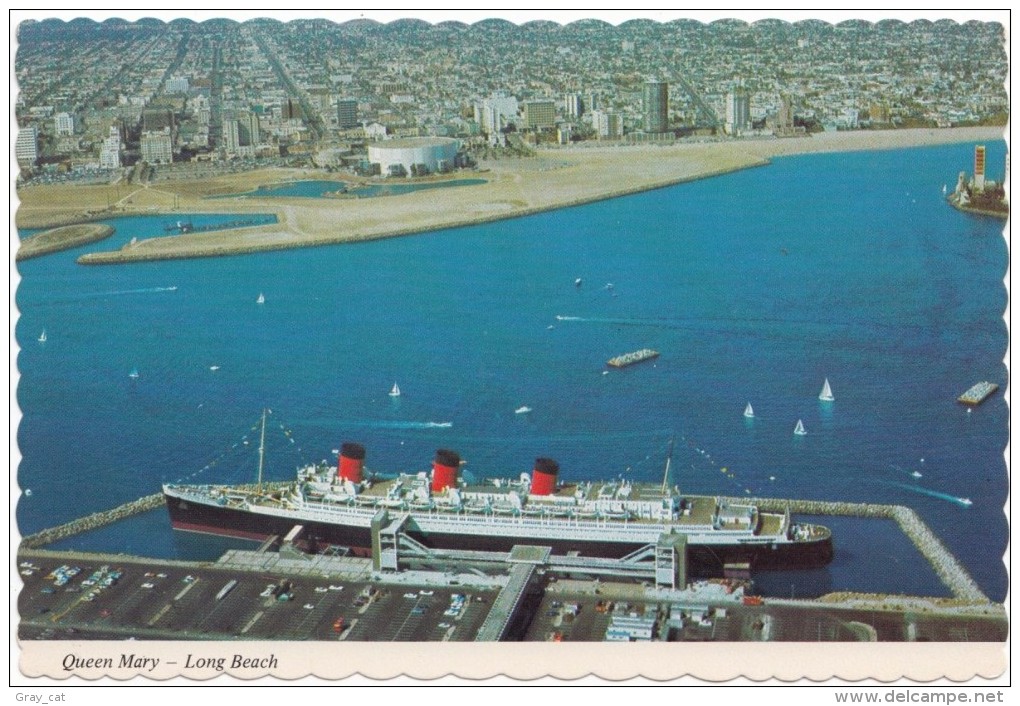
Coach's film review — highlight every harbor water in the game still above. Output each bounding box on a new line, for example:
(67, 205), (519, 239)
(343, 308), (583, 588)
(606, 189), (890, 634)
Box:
(14, 141), (1008, 601)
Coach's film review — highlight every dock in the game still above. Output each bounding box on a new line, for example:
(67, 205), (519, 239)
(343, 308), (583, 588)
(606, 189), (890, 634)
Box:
(607, 349), (660, 368)
(957, 381), (998, 406)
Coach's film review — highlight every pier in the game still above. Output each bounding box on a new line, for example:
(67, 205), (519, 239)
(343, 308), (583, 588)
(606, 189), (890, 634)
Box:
(19, 487), (991, 605)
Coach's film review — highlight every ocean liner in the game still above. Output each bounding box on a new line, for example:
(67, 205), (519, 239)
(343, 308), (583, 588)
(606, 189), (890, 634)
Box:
(163, 419), (833, 575)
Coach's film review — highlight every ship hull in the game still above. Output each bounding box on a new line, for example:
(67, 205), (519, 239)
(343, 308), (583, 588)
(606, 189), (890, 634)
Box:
(164, 492), (833, 575)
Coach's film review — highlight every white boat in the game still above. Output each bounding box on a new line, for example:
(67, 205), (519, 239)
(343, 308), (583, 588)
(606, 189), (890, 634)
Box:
(794, 419), (807, 436)
(210, 365), (220, 371)
(819, 378), (834, 402)
(38, 330), (47, 343)
(958, 497), (972, 506)
(129, 368), (140, 380)
(743, 402), (754, 419)
(574, 278), (582, 287)
(911, 471), (923, 479)
(389, 383), (401, 397)
(942, 184), (948, 195)
(515, 406), (532, 415)
(256, 293), (265, 305)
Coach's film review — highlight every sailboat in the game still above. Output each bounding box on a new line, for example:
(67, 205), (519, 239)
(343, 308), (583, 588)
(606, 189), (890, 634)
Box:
(256, 293), (265, 305)
(942, 184), (948, 195)
(794, 419), (807, 436)
(389, 383), (401, 397)
(819, 378), (834, 402)
(129, 368), (140, 380)
(743, 402), (754, 419)
(515, 406), (532, 415)
(38, 330), (47, 343)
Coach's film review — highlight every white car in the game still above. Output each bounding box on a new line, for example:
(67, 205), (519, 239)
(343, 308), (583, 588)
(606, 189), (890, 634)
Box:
(314, 587), (328, 593)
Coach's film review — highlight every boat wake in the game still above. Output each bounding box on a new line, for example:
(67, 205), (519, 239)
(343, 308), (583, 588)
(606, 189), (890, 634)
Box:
(886, 481), (972, 507)
(346, 420), (453, 430)
(82, 286), (178, 298)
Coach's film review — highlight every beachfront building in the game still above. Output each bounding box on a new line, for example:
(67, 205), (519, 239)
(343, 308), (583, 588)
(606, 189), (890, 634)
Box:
(140, 128), (173, 164)
(522, 101), (556, 130)
(725, 89), (750, 136)
(15, 125), (39, 168)
(367, 136), (460, 177)
(99, 126), (122, 169)
(591, 110), (623, 140)
(564, 93), (583, 119)
(336, 99), (358, 129)
(475, 94), (519, 136)
(643, 80), (669, 133)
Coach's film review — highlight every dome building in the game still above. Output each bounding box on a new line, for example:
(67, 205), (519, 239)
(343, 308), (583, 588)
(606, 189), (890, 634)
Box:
(367, 137), (460, 177)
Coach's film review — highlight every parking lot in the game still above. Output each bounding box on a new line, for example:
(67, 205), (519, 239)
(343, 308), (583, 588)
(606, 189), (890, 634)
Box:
(18, 556), (498, 641)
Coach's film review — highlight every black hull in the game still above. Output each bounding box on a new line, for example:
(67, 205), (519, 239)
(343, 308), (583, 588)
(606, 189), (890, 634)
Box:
(164, 494), (833, 576)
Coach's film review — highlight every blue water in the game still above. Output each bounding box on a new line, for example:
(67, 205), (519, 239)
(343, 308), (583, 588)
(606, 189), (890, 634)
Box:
(15, 142), (1008, 601)
(212, 178), (488, 199)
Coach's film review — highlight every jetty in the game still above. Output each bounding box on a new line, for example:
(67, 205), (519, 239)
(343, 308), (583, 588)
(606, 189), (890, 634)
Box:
(737, 497), (988, 603)
(19, 482), (289, 549)
(606, 349), (660, 368)
(957, 381), (998, 406)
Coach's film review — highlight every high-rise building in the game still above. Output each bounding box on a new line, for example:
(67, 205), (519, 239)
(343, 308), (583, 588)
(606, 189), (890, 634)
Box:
(564, 93), (583, 119)
(239, 112), (260, 147)
(140, 128), (173, 164)
(522, 100), (556, 129)
(54, 112), (75, 136)
(643, 81), (669, 133)
(99, 126), (122, 169)
(974, 145), (986, 191)
(15, 126), (39, 167)
(474, 94), (519, 135)
(725, 89), (750, 136)
(336, 99), (358, 129)
(591, 110), (622, 139)
(222, 118), (240, 152)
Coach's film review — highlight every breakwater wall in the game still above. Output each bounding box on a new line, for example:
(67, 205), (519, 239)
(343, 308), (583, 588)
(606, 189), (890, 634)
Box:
(730, 497), (989, 603)
(19, 482), (289, 549)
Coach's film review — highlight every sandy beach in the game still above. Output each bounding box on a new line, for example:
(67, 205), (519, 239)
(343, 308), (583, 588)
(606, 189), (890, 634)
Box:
(14, 126), (1004, 264)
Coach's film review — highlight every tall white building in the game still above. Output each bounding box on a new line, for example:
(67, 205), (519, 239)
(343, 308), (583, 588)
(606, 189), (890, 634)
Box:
(474, 94), (518, 135)
(99, 126), (122, 169)
(140, 128), (173, 164)
(16, 126), (39, 167)
(54, 112), (75, 136)
(591, 110), (622, 139)
(725, 89), (750, 136)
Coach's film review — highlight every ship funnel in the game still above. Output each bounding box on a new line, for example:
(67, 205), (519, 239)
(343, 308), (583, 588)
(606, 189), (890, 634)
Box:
(531, 457), (559, 496)
(432, 449), (460, 493)
(337, 442), (366, 483)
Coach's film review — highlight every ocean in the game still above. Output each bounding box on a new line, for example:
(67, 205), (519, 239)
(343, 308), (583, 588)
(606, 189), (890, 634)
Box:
(14, 141), (1008, 601)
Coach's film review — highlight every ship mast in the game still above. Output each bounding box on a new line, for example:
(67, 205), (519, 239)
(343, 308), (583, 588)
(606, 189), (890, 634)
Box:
(256, 408), (268, 491)
(661, 436), (675, 495)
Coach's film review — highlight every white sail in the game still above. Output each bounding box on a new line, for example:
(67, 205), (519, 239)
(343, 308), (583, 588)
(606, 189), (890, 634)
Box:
(743, 402), (754, 419)
(38, 330), (47, 343)
(129, 368), (140, 379)
(794, 419), (806, 436)
(256, 293), (265, 304)
(819, 378), (834, 402)
(389, 383), (401, 397)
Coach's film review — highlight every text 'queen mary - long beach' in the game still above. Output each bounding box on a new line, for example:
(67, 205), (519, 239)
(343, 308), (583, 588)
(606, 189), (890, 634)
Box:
(163, 429), (833, 575)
